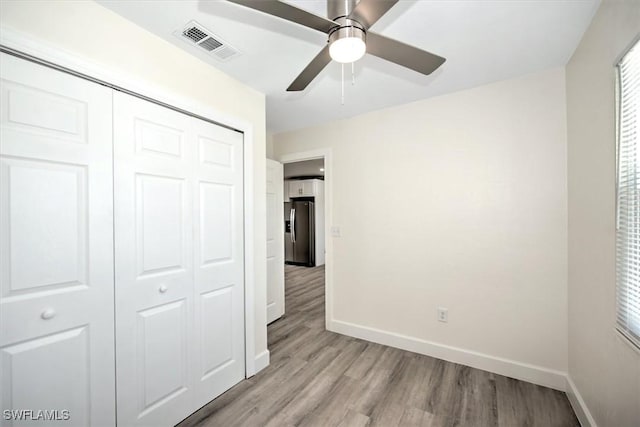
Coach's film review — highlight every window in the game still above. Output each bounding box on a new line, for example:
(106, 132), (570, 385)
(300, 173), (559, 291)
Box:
(616, 38), (640, 349)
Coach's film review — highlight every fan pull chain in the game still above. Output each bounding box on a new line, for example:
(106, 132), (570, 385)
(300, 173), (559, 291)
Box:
(352, 62), (355, 85)
(341, 63), (345, 105)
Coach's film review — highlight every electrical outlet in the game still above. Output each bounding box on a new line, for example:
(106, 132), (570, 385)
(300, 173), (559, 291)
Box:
(437, 307), (448, 323)
(331, 226), (341, 237)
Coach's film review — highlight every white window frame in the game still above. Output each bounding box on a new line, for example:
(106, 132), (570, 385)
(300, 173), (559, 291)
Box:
(615, 36), (640, 350)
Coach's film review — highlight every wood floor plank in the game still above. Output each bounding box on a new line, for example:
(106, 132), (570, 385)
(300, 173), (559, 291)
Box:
(297, 375), (364, 427)
(336, 410), (370, 427)
(178, 265), (579, 427)
(344, 341), (387, 381)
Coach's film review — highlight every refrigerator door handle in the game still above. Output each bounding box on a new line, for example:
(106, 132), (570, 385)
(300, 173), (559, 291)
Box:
(290, 208), (296, 243)
(309, 202), (315, 266)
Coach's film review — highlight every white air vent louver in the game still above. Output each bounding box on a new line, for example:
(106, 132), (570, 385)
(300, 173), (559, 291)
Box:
(198, 37), (223, 51)
(183, 26), (208, 43)
(175, 21), (240, 62)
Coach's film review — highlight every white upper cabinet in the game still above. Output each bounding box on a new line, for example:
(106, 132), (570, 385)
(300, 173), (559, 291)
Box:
(287, 179), (322, 198)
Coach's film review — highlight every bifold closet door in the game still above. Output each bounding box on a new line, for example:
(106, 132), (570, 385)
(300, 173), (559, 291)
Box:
(0, 53), (116, 426)
(114, 93), (194, 427)
(190, 118), (245, 411)
(114, 92), (245, 426)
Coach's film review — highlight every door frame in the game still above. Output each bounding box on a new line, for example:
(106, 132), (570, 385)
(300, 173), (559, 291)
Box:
(278, 148), (333, 330)
(0, 28), (263, 377)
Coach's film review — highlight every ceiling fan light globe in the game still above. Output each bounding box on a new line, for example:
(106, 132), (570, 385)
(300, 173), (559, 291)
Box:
(329, 37), (366, 63)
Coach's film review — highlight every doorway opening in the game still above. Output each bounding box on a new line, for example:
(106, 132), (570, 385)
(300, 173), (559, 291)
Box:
(282, 158), (326, 332)
(284, 159), (325, 267)
(268, 149), (332, 353)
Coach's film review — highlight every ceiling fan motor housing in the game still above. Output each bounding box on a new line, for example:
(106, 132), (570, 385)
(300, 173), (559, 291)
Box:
(327, 0), (358, 21)
(328, 18), (366, 46)
(327, 0), (366, 44)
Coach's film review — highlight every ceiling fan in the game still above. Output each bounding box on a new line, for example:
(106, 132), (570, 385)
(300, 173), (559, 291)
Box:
(226, 0), (446, 91)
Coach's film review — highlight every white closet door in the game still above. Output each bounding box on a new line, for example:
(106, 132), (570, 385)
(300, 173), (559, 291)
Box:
(0, 53), (115, 426)
(114, 92), (245, 425)
(114, 92), (195, 426)
(191, 119), (244, 409)
(266, 159), (284, 323)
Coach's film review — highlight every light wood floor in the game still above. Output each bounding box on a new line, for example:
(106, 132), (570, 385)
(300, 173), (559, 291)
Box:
(179, 265), (578, 427)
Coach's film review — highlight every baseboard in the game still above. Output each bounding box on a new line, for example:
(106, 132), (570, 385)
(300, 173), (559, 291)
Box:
(566, 376), (597, 427)
(253, 349), (270, 375)
(328, 319), (567, 391)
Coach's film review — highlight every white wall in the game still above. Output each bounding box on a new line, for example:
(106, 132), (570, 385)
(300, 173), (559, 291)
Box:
(266, 132), (275, 160)
(274, 68), (569, 387)
(0, 0), (269, 368)
(566, 0), (640, 425)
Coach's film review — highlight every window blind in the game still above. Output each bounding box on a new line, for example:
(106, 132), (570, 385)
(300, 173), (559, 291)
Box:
(616, 39), (640, 349)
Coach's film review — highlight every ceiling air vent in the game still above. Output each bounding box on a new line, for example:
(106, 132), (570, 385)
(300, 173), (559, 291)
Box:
(175, 21), (240, 62)
(198, 37), (223, 52)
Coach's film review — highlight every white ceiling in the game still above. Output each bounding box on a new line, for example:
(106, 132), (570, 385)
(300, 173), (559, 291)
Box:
(284, 159), (325, 178)
(98, 0), (599, 134)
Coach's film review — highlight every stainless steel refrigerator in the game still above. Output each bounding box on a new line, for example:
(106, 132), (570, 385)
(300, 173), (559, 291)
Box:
(284, 200), (315, 266)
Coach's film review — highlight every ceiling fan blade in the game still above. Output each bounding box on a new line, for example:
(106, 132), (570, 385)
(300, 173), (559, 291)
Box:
(287, 45), (332, 91)
(226, 0), (337, 34)
(348, 0), (399, 29)
(366, 32), (446, 75)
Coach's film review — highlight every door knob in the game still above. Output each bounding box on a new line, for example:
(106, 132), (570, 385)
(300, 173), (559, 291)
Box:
(159, 285), (168, 293)
(41, 309), (56, 320)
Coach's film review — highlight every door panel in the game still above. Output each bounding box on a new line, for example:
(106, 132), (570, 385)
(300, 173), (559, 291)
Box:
(1, 327), (90, 426)
(3, 158), (86, 292)
(200, 287), (234, 377)
(0, 53), (115, 426)
(199, 182), (233, 264)
(137, 174), (187, 275)
(136, 120), (183, 158)
(114, 92), (194, 427)
(266, 160), (284, 323)
(137, 299), (188, 415)
(199, 135), (234, 169)
(2, 79), (88, 144)
(192, 119), (244, 410)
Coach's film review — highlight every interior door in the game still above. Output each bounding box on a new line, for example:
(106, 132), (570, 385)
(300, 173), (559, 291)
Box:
(114, 92), (195, 427)
(191, 117), (245, 410)
(0, 53), (115, 425)
(266, 160), (284, 323)
(114, 91), (245, 425)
